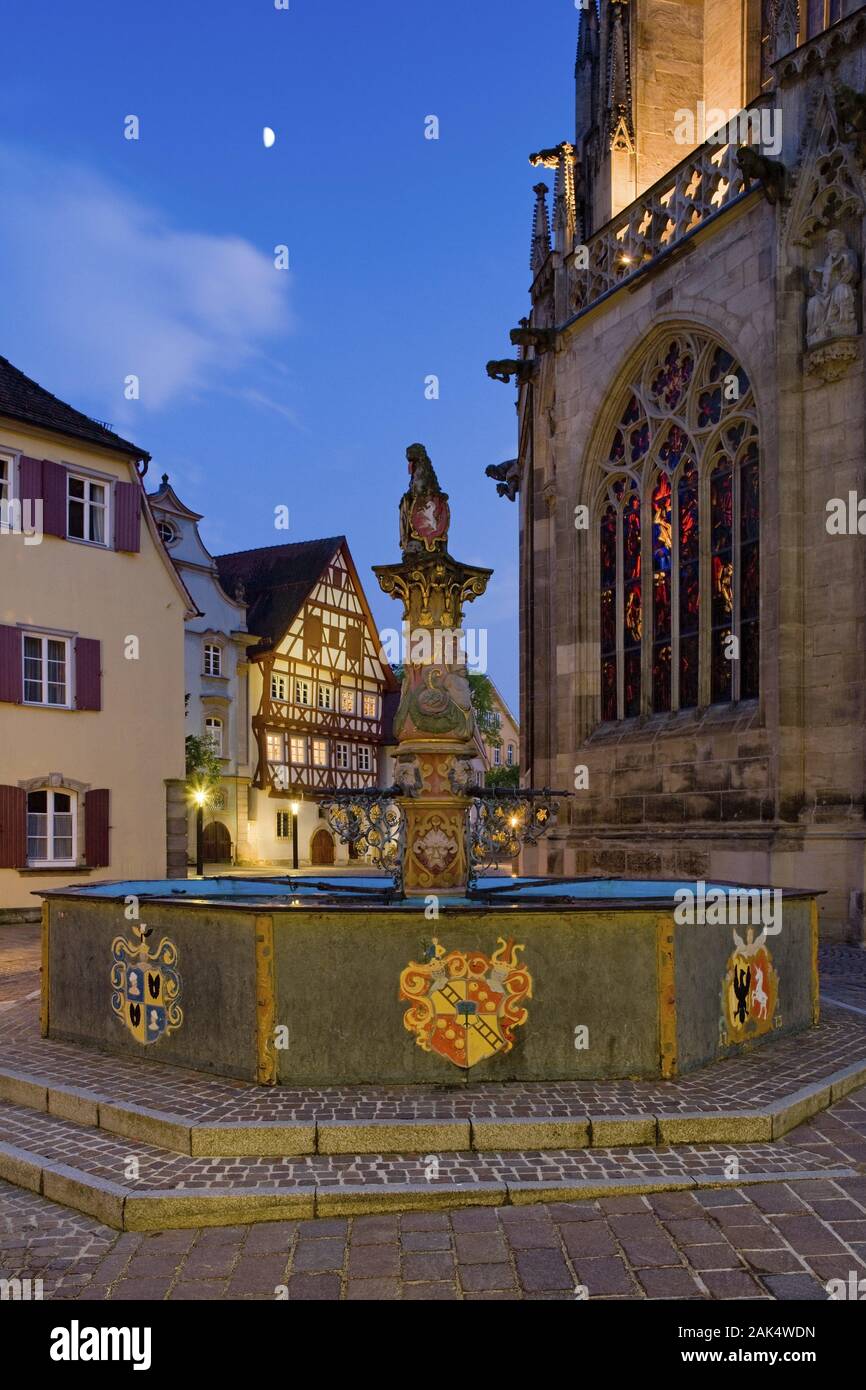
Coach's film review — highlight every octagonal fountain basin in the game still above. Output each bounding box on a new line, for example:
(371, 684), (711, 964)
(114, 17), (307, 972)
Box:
(39, 876), (819, 1085)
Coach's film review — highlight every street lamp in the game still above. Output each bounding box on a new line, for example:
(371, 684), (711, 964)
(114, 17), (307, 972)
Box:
(291, 800), (300, 871)
(193, 788), (207, 876)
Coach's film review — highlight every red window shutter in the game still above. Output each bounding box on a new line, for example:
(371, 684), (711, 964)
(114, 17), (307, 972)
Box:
(0, 626), (22, 704)
(75, 637), (102, 711)
(19, 456), (43, 503)
(0, 786), (26, 869)
(114, 481), (141, 552)
(85, 789), (110, 867)
(17, 457), (66, 537)
(42, 460), (68, 537)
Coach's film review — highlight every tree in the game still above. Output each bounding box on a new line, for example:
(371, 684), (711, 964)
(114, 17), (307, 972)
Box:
(485, 763), (520, 790)
(467, 672), (501, 747)
(185, 733), (221, 798)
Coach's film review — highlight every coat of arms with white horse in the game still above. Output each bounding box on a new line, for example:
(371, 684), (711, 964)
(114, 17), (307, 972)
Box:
(722, 925), (778, 1044)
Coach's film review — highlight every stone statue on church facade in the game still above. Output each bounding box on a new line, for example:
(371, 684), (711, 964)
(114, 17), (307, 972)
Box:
(806, 229), (858, 347)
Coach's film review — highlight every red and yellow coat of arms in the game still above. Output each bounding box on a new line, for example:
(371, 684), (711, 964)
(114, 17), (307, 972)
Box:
(399, 938), (532, 1069)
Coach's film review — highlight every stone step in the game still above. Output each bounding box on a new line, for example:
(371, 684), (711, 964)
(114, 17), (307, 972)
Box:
(4, 1001), (866, 1156)
(0, 1100), (855, 1231)
(2, 998), (866, 1155)
(3, 1057), (866, 1157)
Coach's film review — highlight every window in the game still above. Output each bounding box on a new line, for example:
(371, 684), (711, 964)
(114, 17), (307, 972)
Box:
(311, 738), (328, 767)
(357, 745), (372, 772)
(271, 673), (287, 701)
(335, 742), (350, 770)
(806, 0), (841, 39)
(362, 693), (377, 719)
(203, 643), (222, 677)
(340, 689), (355, 715)
(156, 519), (178, 546)
(67, 475), (107, 545)
(205, 717), (223, 756)
(27, 789), (76, 866)
(266, 732), (284, 762)
(290, 736), (306, 764)
(295, 679), (310, 705)
(506, 744), (515, 766)
(0, 454), (12, 510)
(23, 634), (69, 706)
(276, 811), (291, 839)
(599, 335), (759, 720)
(493, 746), (501, 767)
(318, 684), (333, 710)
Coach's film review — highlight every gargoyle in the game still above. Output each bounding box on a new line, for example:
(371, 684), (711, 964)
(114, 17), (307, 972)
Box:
(510, 326), (557, 354)
(485, 459), (520, 502)
(529, 142), (575, 169)
(736, 146), (787, 205)
(485, 359), (538, 387)
(836, 84), (866, 164)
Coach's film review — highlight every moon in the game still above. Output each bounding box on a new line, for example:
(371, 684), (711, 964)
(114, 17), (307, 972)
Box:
(262, 127), (276, 148)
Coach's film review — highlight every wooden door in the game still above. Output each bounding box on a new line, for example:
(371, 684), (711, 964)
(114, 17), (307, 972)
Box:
(203, 820), (232, 863)
(310, 827), (335, 866)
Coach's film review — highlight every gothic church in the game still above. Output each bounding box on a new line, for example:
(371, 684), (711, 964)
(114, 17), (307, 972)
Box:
(489, 2), (866, 940)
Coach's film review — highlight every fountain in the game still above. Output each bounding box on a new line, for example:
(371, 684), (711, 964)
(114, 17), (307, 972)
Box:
(39, 447), (819, 1087)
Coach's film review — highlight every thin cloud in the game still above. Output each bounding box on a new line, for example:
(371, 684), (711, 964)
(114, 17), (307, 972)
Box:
(0, 144), (292, 416)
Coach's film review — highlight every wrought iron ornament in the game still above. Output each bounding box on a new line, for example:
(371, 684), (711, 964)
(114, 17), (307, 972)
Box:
(466, 788), (562, 888)
(319, 787), (406, 892)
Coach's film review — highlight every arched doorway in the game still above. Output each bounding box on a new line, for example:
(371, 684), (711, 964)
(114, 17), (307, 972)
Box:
(203, 820), (232, 863)
(310, 827), (335, 866)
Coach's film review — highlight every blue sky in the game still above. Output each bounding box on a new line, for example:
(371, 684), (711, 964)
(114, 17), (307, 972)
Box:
(0, 0), (579, 714)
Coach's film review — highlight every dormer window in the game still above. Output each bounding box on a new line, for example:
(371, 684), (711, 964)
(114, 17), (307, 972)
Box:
(156, 519), (178, 546)
(203, 643), (222, 677)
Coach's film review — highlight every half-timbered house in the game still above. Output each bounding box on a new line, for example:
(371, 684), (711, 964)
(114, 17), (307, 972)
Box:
(216, 537), (398, 867)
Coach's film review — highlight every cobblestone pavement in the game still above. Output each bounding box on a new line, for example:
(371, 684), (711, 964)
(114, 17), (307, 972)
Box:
(2, 928), (865, 1299)
(818, 944), (866, 1014)
(3, 997), (865, 1128)
(2, 1170), (865, 1301)
(0, 923), (40, 1006)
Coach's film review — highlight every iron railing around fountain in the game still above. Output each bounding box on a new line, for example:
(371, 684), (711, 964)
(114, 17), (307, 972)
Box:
(466, 787), (568, 890)
(317, 786), (408, 894)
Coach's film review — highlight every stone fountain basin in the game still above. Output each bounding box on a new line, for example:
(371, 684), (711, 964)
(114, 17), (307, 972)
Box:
(38, 877), (818, 1085)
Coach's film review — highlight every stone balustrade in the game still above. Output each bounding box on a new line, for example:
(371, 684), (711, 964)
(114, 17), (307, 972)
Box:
(566, 101), (776, 323)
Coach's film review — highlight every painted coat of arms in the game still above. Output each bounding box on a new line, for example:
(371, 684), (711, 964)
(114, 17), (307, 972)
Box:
(111, 932), (183, 1045)
(721, 925), (778, 1044)
(400, 937), (532, 1069)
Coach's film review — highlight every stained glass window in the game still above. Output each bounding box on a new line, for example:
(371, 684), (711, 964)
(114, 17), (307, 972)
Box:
(600, 502), (618, 720)
(651, 472), (672, 713)
(622, 483), (642, 718)
(597, 333), (759, 721)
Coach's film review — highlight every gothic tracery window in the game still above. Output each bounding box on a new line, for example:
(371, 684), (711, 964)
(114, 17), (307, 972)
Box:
(597, 334), (759, 721)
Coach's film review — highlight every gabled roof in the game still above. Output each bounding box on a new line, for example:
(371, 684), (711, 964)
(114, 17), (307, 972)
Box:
(0, 354), (148, 459)
(146, 474), (204, 521)
(216, 536), (346, 645)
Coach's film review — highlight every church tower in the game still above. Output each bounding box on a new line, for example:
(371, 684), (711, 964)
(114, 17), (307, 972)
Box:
(576, 1), (752, 233)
